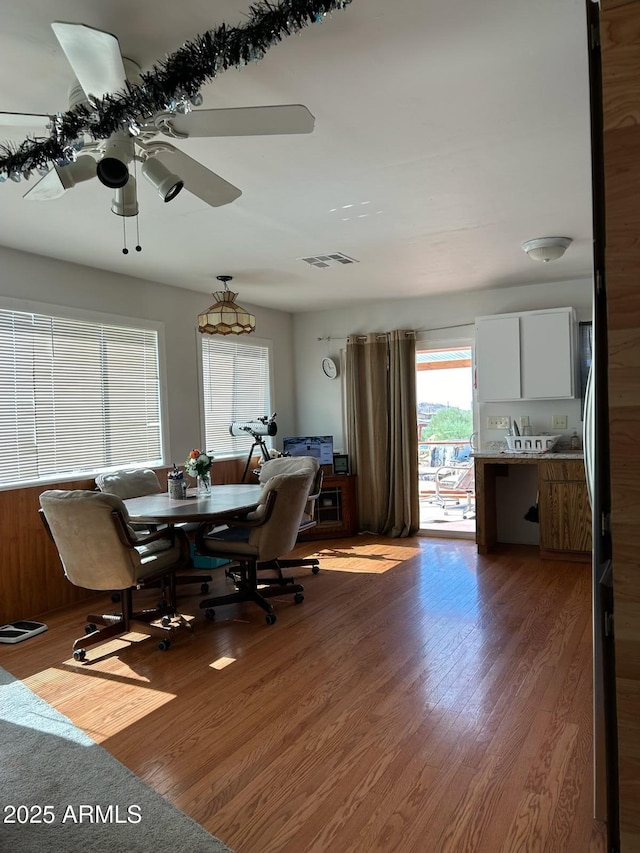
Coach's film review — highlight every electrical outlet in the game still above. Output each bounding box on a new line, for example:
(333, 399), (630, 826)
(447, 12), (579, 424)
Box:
(487, 416), (511, 430)
(520, 416), (530, 427)
(551, 414), (568, 430)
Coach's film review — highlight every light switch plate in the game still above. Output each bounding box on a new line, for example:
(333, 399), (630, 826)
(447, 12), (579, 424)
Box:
(551, 414), (568, 430)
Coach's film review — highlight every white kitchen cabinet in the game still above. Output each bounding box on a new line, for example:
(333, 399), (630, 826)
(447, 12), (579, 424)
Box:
(475, 307), (576, 402)
(475, 315), (521, 401)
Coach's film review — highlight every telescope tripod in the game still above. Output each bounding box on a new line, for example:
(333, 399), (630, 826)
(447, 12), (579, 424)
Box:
(241, 436), (271, 483)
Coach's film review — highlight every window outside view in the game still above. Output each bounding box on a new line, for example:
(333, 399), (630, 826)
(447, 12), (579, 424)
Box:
(416, 348), (475, 533)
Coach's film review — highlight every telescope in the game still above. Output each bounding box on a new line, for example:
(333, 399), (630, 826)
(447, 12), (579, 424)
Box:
(229, 414), (277, 481)
(229, 414), (277, 438)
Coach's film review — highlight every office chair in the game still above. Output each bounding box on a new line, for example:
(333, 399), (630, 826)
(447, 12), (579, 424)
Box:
(255, 456), (324, 580)
(39, 489), (193, 661)
(195, 469), (314, 624)
(95, 467), (212, 593)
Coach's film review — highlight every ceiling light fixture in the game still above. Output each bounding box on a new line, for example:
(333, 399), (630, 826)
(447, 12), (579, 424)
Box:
(522, 237), (572, 263)
(56, 155), (97, 191)
(198, 276), (256, 336)
(111, 175), (139, 217)
(141, 157), (184, 202)
(96, 135), (134, 189)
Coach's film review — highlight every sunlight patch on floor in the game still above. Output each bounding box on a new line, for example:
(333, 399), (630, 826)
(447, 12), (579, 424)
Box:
(210, 656), (236, 670)
(23, 663), (178, 744)
(315, 541), (421, 573)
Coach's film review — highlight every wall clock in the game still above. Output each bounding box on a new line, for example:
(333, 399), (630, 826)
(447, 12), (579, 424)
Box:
(321, 356), (338, 379)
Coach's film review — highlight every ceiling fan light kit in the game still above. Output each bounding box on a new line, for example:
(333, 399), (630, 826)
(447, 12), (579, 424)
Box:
(141, 157), (183, 202)
(96, 157), (130, 189)
(198, 276), (256, 337)
(111, 176), (138, 217)
(56, 154), (97, 190)
(95, 133), (133, 189)
(521, 236), (572, 263)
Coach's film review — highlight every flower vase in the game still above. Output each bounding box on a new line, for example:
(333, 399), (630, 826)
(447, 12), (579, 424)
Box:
(197, 473), (211, 495)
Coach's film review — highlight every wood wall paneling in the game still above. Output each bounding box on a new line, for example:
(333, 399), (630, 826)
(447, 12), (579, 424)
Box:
(602, 0), (640, 12)
(601, 0), (640, 845)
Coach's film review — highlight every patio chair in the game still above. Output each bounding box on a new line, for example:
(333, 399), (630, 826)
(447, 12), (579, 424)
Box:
(431, 462), (475, 518)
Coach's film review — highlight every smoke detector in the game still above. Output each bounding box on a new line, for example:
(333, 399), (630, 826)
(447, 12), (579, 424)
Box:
(521, 237), (572, 263)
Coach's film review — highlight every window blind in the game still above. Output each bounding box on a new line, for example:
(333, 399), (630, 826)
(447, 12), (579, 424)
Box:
(201, 337), (271, 456)
(0, 308), (163, 486)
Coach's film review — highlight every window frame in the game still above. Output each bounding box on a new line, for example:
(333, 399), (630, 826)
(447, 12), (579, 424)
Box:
(0, 295), (169, 491)
(197, 331), (274, 460)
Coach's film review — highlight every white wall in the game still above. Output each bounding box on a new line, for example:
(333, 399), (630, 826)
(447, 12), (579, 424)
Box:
(292, 277), (593, 452)
(1, 244), (593, 474)
(0, 246), (295, 467)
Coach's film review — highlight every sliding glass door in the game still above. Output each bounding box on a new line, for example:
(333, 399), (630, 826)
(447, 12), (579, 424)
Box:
(416, 344), (476, 538)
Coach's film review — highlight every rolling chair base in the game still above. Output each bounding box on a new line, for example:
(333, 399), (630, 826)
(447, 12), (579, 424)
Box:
(200, 562), (305, 625)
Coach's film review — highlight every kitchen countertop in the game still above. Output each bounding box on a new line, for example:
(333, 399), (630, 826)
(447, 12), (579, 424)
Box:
(472, 451), (584, 460)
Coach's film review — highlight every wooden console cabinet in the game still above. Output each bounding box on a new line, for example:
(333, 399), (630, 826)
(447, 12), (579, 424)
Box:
(298, 473), (357, 540)
(475, 455), (591, 562)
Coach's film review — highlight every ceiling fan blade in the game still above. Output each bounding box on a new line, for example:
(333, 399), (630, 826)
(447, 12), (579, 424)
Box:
(165, 105), (315, 139)
(153, 147), (242, 207)
(23, 169), (67, 201)
(0, 111), (51, 131)
(51, 22), (127, 99)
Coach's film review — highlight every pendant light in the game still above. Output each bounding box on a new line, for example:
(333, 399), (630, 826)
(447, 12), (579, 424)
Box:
(198, 275), (256, 336)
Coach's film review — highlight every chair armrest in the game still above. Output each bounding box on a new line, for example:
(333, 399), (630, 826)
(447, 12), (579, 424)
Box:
(195, 491), (277, 551)
(111, 510), (188, 549)
(112, 511), (191, 565)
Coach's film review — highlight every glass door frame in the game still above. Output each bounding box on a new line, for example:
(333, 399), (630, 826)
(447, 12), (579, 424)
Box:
(415, 329), (477, 538)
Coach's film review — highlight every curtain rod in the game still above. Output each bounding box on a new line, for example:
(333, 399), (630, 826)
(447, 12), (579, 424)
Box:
(317, 320), (474, 342)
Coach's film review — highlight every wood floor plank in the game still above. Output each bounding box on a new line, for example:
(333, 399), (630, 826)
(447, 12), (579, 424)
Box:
(0, 535), (607, 852)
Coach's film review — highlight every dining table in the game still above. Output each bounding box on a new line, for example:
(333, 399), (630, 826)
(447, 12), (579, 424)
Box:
(124, 483), (264, 525)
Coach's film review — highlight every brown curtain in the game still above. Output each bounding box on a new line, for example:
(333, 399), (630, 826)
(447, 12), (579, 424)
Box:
(346, 330), (419, 537)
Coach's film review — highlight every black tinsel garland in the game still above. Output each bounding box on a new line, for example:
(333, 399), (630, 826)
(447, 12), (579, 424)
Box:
(0, 0), (352, 179)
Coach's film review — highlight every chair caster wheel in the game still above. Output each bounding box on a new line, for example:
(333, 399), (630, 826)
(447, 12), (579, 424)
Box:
(84, 623), (97, 634)
(73, 649), (86, 662)
(200, 582), (210, 594)
(294, 593), (304, 604)
(111, 592), (121, 603)
(161, 615), (172, 627)
(312, 565), (320, 574)
(158, 639), (171, 651)
(265, 613), (277, 625)
(205, 609), (215, 621)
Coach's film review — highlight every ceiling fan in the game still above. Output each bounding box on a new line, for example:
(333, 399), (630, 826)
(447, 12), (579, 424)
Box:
(0, 22), (315, 216)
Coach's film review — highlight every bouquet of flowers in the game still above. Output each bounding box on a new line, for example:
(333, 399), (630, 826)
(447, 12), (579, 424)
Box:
(184, 448), (215, 478)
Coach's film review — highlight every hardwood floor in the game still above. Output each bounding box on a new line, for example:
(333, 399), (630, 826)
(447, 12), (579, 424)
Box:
(1, 535), (606, 852)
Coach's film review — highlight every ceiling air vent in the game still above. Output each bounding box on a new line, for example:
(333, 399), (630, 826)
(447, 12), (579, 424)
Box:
(299, 252), (359, 269)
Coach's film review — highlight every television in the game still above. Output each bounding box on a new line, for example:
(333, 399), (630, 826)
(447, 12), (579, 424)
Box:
(282, 435), (334, 465)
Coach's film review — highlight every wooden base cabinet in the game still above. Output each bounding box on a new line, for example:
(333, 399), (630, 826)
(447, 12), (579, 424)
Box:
(538, 460), (592, 561)
(475, 455), (591, 562)
(299, 474), (357, 540)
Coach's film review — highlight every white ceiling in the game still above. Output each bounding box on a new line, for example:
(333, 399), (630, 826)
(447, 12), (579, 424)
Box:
(0, 0), (594, 314)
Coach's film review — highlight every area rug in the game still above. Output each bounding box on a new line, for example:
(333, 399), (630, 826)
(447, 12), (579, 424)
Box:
(0, 665), (234, 853)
